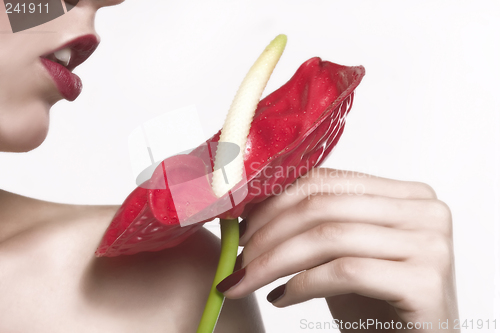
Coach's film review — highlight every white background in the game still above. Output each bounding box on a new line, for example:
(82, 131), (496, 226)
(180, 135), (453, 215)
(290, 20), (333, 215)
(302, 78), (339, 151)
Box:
(1, 1), (499, 332)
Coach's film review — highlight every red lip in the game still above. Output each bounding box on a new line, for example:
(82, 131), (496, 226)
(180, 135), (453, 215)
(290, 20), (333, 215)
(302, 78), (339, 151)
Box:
(40, 34), (100, 101)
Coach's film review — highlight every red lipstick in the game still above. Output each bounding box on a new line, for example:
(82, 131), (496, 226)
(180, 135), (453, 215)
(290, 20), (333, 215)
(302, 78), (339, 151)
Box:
(40, 57), (82, 101)
(40, 34), (99, 101)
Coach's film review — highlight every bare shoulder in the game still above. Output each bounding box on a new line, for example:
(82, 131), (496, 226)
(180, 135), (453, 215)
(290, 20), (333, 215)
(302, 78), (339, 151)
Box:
(0, 193), (264, 333)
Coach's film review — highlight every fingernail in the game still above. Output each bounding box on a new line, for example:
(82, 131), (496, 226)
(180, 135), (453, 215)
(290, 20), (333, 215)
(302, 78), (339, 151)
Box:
(216, 268), (246, 293)
(239, 219), (247, 238)
(267, 284), (286, 303)
(234, 253), (243, 272)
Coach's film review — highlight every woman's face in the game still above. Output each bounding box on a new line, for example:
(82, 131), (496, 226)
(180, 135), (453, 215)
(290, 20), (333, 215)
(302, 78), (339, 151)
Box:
(0, 0), (123, 152)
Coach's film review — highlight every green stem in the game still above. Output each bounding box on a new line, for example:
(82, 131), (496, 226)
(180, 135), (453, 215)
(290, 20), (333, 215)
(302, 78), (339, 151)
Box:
(197, 218), (240, 333)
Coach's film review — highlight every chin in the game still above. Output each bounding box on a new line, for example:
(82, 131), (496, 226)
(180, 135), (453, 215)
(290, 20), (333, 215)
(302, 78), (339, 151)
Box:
(0, 102), (50, 153)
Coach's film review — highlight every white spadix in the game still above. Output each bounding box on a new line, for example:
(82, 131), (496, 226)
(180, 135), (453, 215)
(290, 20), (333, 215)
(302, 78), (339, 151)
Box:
(211, 34), (287, 197)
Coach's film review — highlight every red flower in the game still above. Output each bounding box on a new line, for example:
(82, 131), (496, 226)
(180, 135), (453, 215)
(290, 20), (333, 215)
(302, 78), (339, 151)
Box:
(96, 58), (365, 257)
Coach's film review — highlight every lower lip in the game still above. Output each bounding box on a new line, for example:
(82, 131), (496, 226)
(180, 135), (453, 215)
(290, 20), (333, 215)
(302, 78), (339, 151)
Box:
(40, 58), (82, 101)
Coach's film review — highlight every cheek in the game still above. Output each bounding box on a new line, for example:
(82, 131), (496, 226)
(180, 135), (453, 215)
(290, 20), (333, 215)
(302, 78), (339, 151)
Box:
(0, 6), (10, 32)
(0, 42), (54, 152)
(0, 101), (50, 152)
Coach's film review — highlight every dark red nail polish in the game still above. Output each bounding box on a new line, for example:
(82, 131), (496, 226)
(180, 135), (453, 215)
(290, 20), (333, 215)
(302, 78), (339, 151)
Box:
(239, 219), (247, 238)
(267, 284), (286, 303)
(216, 268), (246, 293)
(234, 253), (243, 272)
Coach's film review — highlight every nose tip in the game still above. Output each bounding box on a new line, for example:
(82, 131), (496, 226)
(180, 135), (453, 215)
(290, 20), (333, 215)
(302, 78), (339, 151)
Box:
(65, 0), (124, 11)
(96, 0), (126, 8)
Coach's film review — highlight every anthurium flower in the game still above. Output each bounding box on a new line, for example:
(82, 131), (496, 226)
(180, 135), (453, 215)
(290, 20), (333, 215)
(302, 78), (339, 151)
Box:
(96, 57), (365, 257)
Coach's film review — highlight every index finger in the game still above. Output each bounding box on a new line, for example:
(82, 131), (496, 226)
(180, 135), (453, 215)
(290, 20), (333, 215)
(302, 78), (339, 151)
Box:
(240, 168), (436, 245)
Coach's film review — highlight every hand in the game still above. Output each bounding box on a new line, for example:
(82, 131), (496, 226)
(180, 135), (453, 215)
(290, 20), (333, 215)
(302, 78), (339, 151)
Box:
(216, 168), (459, 332)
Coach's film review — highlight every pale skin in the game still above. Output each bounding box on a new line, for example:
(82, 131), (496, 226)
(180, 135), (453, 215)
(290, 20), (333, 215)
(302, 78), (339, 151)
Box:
(0, 193), (263, 332)
(0, 1), (459, 332)
(0, 0), (262, 332)
(224, 168), (460, 332)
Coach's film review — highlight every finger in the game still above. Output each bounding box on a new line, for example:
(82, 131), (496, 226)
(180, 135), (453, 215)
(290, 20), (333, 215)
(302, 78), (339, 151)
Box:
(241, 168), (437, 244)
(220, 223), (416, 299)
(269, 258), (414, 308)
(241, 193), (451, 250)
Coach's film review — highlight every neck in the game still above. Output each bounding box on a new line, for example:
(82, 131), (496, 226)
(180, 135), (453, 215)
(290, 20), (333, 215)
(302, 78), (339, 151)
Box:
(0, 190), (67, 243)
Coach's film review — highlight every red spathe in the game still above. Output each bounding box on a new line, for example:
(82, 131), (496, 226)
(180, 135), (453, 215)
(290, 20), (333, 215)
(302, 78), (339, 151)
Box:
(96, 58), (365, 257)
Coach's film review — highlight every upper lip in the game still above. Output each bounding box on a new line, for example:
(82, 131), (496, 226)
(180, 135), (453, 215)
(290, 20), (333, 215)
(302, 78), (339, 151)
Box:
(41, 34), (100, 72)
